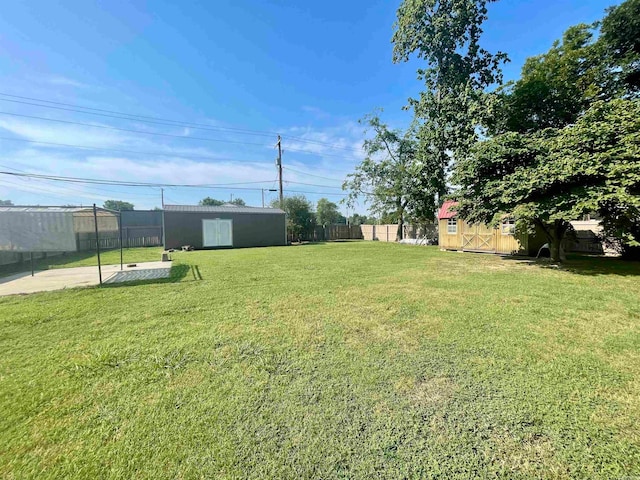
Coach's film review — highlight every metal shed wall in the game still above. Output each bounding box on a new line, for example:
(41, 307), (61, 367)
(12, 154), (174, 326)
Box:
(0, 211), (77, 252)
(164, 210), (286, 249)
(120, 210), (163, 227)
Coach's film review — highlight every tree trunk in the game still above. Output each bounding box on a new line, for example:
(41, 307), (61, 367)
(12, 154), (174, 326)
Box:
(396, 207), (404, 241)
(539, 219), (570, 262)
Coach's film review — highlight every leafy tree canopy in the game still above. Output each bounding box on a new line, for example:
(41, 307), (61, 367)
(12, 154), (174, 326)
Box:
(349, 213), (375, 225)
(271, 195), (316, 239)
(600, 0), (640, 91)
(103, 200), (134, 211)
(344, 114), (437, 240)
(316, 198), (342, 226)
(455, 1), (640, 261)
(199, 197), (245, 206)
(490, 24), (609, 134)
(393, 0), (508, 199)
(455, 99), (640, 260)
(199, 197), (224, 206)
(0, 199), (13, 206)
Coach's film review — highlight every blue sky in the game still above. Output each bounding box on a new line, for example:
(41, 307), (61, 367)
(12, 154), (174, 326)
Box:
(0, 0), (615, 212)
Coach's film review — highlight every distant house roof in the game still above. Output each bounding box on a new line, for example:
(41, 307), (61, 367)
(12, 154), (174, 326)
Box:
(437, 200), (459, 220)
(163, 204), (285, 214)
(0, 206), (116, 217)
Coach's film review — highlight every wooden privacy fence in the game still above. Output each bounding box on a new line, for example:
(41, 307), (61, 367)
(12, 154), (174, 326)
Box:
(295, 223), (438, 243)
(76, 226), (163, 251)
(291, 224), (363, 242)
(360, 224), (438, 242)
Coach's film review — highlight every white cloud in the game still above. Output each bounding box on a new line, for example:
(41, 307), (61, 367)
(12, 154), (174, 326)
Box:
(281, 121), (365, 163)
(0, 116), (370, 211)
(46, 76), (91, 89)
(0, 118), (137, 148)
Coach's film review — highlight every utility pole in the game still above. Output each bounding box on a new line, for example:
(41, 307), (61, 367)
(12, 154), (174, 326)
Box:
(161, 188), (165, 249)
(276, 135), (283, 208)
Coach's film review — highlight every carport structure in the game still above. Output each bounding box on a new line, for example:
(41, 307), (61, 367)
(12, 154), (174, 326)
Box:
(0, 204), (122, 283)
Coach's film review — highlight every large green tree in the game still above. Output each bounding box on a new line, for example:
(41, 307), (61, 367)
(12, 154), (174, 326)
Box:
(456, 2), (640, 261)
(0, 200), (13, 206)
(103, 200), (134, 211)
(600, 0), (640, 92)
(349, 213), (374, 225)
(454, 99), (640, 261)
(199, 197), (245, 206)
(315, 198), (342, 226)
(392, 0), (508, 201)
(490, 24), (609, 134)
(271, 195), (315, 241)
(343, 114), (436, 240)
(199, 197), (224, 206)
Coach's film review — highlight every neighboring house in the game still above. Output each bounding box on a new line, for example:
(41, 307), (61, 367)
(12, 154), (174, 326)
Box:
(163, 205), (287, 250)
(569, 215), (605, 254)
(437, 201), (546, 256)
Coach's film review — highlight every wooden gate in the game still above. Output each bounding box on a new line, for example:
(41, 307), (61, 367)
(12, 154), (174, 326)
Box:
(462, 223), (496, 252)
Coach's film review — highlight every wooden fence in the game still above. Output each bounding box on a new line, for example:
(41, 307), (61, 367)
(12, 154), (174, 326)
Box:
(308, 225), (363, 242)
(360, 224), (438, 242)
(292, 223), (438, 243)
(76, 226), (163, 251)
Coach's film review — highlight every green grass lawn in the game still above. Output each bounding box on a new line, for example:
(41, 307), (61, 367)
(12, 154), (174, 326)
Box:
(1, 243), (639, 479)
(0, 247), (164, 278)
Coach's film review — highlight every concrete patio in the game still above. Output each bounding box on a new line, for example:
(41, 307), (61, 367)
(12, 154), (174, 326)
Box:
(0, 261), (172, 296)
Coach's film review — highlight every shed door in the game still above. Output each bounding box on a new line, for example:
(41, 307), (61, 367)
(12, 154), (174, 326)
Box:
(202, 219), (233, 247)
(462, 223), (496, 252)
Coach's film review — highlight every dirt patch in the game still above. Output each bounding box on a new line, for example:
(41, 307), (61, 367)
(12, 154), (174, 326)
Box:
(396, 375), (457, 407)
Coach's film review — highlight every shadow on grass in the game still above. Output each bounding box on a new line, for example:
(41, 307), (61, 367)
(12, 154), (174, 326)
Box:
(0, 251), (98, 278)
(100, 263), (195, 289)
(501, 254), (640, 276)
(290, 240), (364, 246)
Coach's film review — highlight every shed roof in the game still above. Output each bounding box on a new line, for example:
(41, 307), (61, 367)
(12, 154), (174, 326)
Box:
(164, 204), (285, 214)
(437, 200), (459, 220)
(0, 206), (116, 217)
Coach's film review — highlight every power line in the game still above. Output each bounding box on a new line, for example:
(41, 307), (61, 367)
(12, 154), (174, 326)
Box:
(0, 177), (100, 201)
(285, 189), (348, 196)
(285, 180), (344, 189)
(0, 92), (275, 138)
(0, 162), (161, 197)
(0, 133), (360, 165)
(0, 110), (363, 161)
(0, 171), (276, 188)
(283, 166), (345, 182)
(0, 111), (272, 148)
(0, 136), (272, 164)
(0, 92), (364, 154)
(0, 171), (351, 196)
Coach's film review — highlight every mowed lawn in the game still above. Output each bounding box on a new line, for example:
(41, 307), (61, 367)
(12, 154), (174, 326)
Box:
(1, 243), (639, 479)
(0, 247), (164, 278)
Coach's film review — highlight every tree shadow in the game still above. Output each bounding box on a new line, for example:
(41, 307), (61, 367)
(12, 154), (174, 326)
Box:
(501, 254), (640, 276)
(0, 251), (98, 278)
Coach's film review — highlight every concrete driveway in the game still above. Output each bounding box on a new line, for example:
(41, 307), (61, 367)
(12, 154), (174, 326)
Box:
(0, 261), (172, 296)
